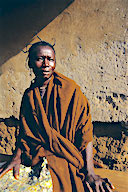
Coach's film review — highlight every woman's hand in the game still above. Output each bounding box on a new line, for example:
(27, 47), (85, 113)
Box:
(84, 141), (115, 191)
(0, 148), (21, 180)
(85, 172), (115, 192)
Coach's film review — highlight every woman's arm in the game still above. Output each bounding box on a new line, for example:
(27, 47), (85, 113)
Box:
(85, 141), (114, 192)
(0, 148), (21, 179)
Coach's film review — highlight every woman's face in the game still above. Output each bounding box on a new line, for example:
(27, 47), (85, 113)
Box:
(30, 46), (56, 79)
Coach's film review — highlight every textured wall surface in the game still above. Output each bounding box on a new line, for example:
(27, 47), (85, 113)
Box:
(0, 0), (128, 122)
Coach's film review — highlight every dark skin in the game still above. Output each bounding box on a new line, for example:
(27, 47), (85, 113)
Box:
(0, 46), (114, 191)
(85, 142), (114, 192)
(30, 45), (56, 87)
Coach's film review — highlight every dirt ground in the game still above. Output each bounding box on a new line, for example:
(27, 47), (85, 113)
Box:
(95, 168), (128, 192)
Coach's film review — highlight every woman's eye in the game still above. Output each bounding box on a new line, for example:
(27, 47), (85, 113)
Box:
(36, 57), (54, 61)
(37, 57), (43, 61)
(49, 58), (54, 61)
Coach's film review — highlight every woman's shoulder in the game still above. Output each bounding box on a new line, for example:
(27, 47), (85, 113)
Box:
(54, 71), (80, 89)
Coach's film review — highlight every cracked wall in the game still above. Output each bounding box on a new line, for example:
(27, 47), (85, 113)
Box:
(0, 0), (128, 122)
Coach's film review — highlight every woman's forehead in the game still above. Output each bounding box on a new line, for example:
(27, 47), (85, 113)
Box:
(34, 46), (55, 56)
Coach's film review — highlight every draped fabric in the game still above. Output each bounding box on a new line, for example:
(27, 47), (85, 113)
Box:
(18, 71), (93, 191)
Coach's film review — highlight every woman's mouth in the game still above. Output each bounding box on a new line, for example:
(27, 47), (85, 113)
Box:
(35, 67), (54, 78)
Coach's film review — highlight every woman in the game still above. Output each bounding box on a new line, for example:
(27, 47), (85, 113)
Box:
(0, 41), (114, 191)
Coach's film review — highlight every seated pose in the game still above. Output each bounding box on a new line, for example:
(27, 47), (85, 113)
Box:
(0, 41), (114, 192)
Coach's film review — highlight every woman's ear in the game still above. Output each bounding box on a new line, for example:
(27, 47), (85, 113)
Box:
(28, 59), (33, 69)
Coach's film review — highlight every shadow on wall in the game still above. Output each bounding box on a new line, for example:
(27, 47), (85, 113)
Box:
(0, 115), (19, 127)
(93, 121), (128, 139)
(0, 0), (74, 66)
(93, 122), (128, 171)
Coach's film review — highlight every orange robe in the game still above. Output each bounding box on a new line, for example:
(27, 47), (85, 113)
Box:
(18, 71), (93, 191)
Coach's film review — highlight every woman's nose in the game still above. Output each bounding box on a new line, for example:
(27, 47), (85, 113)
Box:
(43, 58), (49, 66)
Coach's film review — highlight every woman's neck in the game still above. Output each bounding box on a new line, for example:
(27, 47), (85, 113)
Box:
(35, 76), (52, 88)
(41, 77), (51, 88)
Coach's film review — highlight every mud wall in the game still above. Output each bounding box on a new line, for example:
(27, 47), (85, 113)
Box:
(0, 118), (128, 171)
(0, 0), (128, 122)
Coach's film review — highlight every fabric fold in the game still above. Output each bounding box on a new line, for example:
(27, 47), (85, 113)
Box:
(18, 71), (93, 191)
